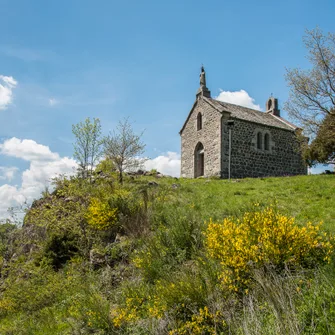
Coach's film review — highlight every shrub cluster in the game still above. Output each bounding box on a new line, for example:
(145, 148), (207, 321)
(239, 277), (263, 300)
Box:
(169, 306), (224, 335)
(86, 197), (118, 230)
(112, 206), (334, 333)
(205, 205), (333, 293)
(2, 175), (335, 335)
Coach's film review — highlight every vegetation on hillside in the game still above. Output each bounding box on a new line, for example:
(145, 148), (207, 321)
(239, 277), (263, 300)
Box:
(285, 28), (335, 164)
(0, 170), (334, 334)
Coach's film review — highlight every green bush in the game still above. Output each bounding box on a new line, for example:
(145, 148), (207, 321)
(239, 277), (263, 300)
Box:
(42, 233), (79, 270)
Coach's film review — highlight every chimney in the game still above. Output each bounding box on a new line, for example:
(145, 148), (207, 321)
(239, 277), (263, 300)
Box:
(266, 96), (280, 117)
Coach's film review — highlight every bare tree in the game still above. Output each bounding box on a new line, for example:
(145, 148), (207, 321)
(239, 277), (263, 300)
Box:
(103, 118), (146, 184)
(285, 28), (335, 136)
(72, 117), (103, 180)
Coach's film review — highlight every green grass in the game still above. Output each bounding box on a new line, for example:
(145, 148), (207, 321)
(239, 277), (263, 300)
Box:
(138, 174), (335, 230)
(1, 174), (334, 334)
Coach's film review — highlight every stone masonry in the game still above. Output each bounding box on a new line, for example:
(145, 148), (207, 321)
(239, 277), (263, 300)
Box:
(180, 68), (307, 179)
(180, 98), (222, 178)
(220, 118), (307, 178)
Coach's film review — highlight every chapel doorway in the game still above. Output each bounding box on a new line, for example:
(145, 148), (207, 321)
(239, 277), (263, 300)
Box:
(194, 142), (204, 178)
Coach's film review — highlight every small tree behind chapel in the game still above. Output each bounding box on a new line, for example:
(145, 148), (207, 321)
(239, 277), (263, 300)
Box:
(103, 118), (146, 184)
(72, 117), (103, 181)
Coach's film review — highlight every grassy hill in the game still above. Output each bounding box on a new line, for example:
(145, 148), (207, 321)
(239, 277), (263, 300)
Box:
(158, 174), (335, 229)
(0, 173), (334, 334)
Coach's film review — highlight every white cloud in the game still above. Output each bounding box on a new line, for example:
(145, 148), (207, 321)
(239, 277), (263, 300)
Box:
(215, 89), (261, 111)
(49, 98), (59, 106)
(0, 145), (181, 219)
(0, 137), (59, 161)
(0, 138), (77, 219)
(0, 184), (26, 219)
(0, 167), (19, 181)
(0, 75), (17, 110)
(20, 157), (77, 200)
(145, 152), (180, 177)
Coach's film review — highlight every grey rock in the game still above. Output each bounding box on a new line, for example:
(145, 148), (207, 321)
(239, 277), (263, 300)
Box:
(89, 249), (106, 269)
(148, 181), (159, 187)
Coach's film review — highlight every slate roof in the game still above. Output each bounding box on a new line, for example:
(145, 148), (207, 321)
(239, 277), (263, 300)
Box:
(205, 98), (298, 131)
(179, 96), (299, 134)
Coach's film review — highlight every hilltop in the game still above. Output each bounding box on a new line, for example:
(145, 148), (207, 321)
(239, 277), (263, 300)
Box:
(0, 173), (334, 334)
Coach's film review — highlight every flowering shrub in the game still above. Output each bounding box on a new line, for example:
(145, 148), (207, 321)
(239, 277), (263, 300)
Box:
(169, 307), (225, 335)
(85, 198), (118, 230)
(108, 188), (139, 217)
(0, 297), (14, 316)
(205, 206), (333, 292)
(132, 237), (169, 282)
(111, 282), (151, 327)
(111, 273), (208, 328)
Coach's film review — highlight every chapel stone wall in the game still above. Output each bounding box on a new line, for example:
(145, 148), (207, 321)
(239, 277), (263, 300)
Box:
(180, 98), (222, 178)
(220, 118), (307, 179)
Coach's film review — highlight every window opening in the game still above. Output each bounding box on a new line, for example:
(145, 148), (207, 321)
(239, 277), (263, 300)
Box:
(257, 132), (262, 150)
(194, 142), (204, 177)
(197, 113), (202, 130)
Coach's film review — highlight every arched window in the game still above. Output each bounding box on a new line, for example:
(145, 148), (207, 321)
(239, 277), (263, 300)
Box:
(194, 142), (204, 177)
(257, 132), (262, 150)
(197, 112), (202, 130)
(264, 133), (270, 151)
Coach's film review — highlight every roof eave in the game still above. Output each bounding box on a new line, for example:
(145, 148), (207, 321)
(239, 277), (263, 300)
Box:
(179, 99), (198, 135)
(179, 97), (226, 135)
(269, 113), (299, 130)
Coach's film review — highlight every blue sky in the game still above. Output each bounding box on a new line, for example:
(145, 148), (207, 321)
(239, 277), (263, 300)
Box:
(0, 0), (334, 219)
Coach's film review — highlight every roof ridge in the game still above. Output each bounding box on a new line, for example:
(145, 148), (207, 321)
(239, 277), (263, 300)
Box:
(210, 97), (299, 130)
(180, 96), (297, 134)
(210, 98), (264, 114)
(269, 113), (298, 130)
(203, 96), (227, 112)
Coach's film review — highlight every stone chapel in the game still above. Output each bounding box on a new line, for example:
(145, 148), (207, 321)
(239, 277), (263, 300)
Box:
(180, 67), (307, 178)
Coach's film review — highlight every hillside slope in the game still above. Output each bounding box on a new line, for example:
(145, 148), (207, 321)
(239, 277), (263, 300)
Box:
(0, 174), (334, 334)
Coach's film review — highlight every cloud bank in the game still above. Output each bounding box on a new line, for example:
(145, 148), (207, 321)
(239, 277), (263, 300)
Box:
(0, 137), (59, 161)
(215, 89), (261, 111)
(0, 138), (77, 219)
(0, 167), (19, 182)
(0, 75), (17, 110)
(0, 138), (183, 220)
(145, 152), (180, 177)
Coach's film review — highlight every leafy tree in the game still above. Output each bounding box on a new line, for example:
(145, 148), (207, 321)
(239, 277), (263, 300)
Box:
(285, 28), (335, 136)
(103, 118), (146, 184)
(285, 28), (335, 165)
(309, 112), (335, 164)
(95, 157), (117, 178)
(72, 117), (103, 180)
